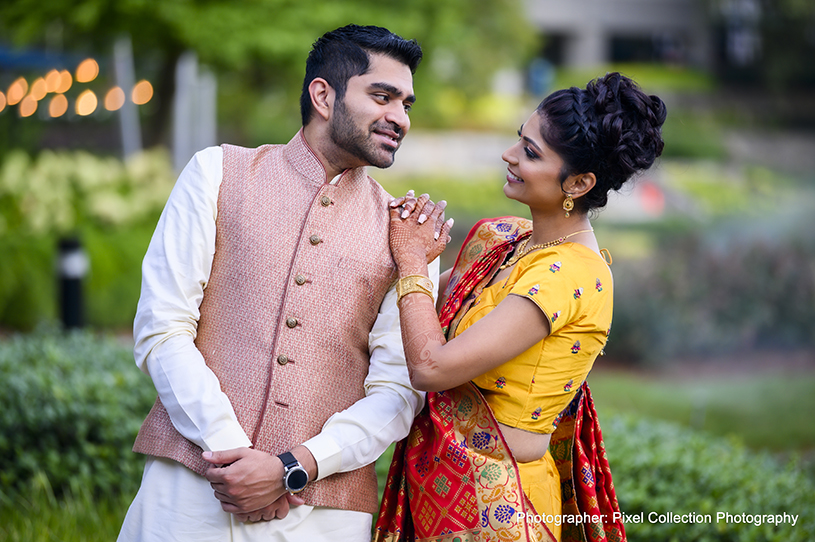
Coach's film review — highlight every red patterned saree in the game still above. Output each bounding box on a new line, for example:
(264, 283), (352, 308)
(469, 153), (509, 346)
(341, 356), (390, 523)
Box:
(374, 217), (626, 542)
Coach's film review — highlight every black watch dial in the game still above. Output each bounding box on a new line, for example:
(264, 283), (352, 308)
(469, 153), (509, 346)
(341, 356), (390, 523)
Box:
(287, 468), (308, 491)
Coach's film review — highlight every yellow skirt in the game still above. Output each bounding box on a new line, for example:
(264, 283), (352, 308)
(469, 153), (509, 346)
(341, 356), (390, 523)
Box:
(518, 450), (562, 541)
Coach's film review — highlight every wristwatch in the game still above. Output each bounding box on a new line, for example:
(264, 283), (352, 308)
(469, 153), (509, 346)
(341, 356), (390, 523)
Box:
(277, 451), (309, 494)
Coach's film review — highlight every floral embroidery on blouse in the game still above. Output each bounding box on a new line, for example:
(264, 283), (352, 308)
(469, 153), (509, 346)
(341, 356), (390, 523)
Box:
(549, 262), (562, 273)
(531, 407), (542, 420)
(596, 278), (603, 292)
(564, 379), (574, 392)
(571, 341), (581, 354)
(573, 287), (583, 299)
(495, 376), (506, 389)
(551, 310), (561, 323)
(528, 284), (539, 296)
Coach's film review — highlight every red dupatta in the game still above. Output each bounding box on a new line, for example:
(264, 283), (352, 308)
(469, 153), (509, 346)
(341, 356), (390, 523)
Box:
(374, 217), (626, 542)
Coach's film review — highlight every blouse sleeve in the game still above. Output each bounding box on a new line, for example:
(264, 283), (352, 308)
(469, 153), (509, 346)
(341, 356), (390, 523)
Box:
(508, 252), (582, 335)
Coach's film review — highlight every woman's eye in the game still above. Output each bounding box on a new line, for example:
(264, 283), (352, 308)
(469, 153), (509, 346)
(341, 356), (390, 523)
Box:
(524, 147), (538, 160)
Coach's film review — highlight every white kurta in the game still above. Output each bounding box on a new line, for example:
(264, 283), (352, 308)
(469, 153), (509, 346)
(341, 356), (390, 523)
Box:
(118, 147), (436, 541)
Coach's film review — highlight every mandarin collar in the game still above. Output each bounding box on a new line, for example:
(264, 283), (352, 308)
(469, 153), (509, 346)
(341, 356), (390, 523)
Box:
(284, 129), (368, 187)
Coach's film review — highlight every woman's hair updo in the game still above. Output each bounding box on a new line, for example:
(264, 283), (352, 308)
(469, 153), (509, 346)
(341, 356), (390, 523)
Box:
(537, 72), (667, 214)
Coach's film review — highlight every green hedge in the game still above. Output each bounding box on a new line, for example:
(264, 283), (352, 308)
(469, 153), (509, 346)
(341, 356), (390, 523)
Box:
(0, 328), (155, 498)
(1, 330), (813, 542)
(609, 228), (815, 363)
(0, 149), (173, 330)
(603, 415), (815, 542)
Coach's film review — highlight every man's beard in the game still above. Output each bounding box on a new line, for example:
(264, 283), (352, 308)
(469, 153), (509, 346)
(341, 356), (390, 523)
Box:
(329, 98), (400, 169)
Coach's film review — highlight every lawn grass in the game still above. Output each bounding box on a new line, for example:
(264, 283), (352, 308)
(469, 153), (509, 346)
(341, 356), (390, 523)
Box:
(0, 477), (131, 542)
(587, 366), (815, 452)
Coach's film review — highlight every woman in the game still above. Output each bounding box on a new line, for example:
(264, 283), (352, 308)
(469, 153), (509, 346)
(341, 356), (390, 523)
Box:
(375, 73), (666, 542)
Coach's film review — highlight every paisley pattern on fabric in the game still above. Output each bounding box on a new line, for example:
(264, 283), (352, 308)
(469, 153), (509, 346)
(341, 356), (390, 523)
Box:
(375, 217), (626, 542)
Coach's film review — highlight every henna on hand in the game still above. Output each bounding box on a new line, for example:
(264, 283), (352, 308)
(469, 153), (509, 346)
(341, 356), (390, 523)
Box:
(389, 195), (452, 268)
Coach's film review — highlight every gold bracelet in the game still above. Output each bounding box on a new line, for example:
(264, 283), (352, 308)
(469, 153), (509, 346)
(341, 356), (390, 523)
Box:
(396, 274), (434, 304)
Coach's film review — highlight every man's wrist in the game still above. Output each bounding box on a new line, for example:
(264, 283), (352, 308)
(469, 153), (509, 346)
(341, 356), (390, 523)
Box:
(277, 450), (310, 493)
(289, 445), (318, 481)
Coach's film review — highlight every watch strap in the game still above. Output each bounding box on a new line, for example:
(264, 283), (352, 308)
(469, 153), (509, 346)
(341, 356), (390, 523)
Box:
(278, 451), (299, 470)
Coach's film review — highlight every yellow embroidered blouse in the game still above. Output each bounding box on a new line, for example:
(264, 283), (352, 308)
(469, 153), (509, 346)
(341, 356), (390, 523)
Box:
(454, 242), (613, 434)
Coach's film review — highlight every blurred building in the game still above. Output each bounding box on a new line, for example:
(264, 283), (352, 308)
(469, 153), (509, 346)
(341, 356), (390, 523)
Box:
(525, 0), (712, 69)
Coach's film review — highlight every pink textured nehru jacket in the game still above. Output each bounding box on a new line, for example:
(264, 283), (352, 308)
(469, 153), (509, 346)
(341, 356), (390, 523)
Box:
(134, 131), (397, 514)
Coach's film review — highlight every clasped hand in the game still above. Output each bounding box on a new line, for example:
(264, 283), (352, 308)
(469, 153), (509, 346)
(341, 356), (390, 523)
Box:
(203, 447), (304, 523)
(389, 190), (453, 269)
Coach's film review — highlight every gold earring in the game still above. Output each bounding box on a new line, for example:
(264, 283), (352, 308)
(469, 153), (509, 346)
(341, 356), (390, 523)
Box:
(563, 194), (574, 217)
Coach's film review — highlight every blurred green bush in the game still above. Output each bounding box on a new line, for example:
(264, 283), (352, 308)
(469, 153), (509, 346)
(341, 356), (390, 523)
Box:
(1, 329), (812, 542)
(0, 327), (155, 499)
(603, 414), (815, 542)
(0, 149), (174, 330)
(609, 227), (815, 363)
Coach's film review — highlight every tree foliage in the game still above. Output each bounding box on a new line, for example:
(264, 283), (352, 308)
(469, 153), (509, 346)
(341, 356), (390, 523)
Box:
(0, 0), (538, 144)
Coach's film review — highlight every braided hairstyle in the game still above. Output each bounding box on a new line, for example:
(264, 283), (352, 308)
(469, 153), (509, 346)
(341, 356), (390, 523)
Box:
(537, 72), (667, 214)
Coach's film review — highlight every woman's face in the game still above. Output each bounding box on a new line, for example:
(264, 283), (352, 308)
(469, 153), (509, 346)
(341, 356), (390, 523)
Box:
(501, 112), (567, 212)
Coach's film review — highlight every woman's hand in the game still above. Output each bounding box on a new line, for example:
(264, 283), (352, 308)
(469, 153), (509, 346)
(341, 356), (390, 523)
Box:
(389, 193), (453, 271)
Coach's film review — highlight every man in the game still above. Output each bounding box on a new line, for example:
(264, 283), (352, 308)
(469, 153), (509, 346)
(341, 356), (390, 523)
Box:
(118, 24), (448, 541)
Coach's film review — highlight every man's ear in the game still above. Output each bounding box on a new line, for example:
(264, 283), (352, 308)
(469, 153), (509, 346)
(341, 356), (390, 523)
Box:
(308, 78), (334, 122)
(564, 172), (596, 199)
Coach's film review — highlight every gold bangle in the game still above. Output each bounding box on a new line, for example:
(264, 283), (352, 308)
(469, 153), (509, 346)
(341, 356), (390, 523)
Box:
(396, 274), (434, 304)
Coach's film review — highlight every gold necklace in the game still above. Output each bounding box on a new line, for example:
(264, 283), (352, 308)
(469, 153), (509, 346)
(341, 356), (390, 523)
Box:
(499, 228), (594, 270)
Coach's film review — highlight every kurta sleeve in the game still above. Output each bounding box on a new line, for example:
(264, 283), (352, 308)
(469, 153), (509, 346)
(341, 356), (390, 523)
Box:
(133, 147), (252, 452)
(301, 259), (438, 480)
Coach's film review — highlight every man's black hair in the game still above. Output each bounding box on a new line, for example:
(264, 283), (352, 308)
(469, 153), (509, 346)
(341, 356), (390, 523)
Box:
(300, 24), (422, 126)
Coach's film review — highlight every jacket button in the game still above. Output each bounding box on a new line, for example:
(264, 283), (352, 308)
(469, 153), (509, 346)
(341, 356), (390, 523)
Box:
(309, 234), (321, 245)
(277, 355), (289, 365)
(286, 317), (298, 328)
(320, 195), (331, 206)
(294, 274), (306, 285)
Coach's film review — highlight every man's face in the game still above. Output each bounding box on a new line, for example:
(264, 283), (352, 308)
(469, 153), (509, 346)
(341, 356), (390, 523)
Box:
(329, 53), (415, 170)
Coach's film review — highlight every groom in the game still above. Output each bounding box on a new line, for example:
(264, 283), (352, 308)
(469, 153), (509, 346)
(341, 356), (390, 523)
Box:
(118, 24), (441, 542)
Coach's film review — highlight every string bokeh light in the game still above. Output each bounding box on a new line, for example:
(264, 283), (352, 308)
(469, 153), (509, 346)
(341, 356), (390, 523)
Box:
(19, 95), (37, 117)
(1, 57), (153, 120)
(49, 94), (69, 118)
(7, 78), (28, 106)
(75, 58), (99, 83)
(132, 80), (153, 105)
(104, 87), (126, 111)
(75, 89), (98, 116)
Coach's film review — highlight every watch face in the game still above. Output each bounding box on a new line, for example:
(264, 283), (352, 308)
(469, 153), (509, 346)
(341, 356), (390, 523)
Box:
(287, 468), (308, 491)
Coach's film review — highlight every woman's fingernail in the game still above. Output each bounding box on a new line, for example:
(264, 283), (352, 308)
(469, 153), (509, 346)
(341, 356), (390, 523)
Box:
(401, 209), (410, 219)
(418, 214), (427, 224)
(439, 200), (447, 207)
(434, 231), (440, 240)
(447, 218), (455, 227)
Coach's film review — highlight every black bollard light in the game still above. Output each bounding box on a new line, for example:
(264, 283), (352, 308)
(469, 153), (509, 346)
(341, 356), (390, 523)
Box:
(57, 237), (89, 329)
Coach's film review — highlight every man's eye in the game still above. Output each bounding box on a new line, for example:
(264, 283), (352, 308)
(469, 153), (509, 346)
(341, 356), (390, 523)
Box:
(404, 103), (412, 113)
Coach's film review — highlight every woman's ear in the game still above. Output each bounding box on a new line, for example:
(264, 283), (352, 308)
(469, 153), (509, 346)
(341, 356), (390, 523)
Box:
(565, 172), (596, 199)
(308, 78), (334, 122)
